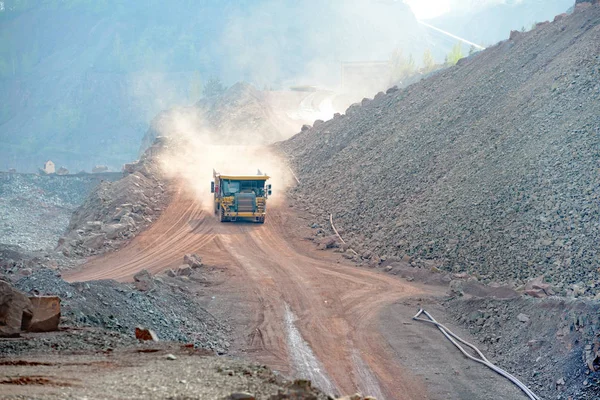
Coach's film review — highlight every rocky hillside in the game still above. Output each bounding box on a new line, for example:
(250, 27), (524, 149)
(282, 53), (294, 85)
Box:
(58, 139), (170, 258)
(281, 4), (600, 294)
(0, 172), (120, 251)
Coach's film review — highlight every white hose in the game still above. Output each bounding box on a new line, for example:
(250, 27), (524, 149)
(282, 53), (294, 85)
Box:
(329, 214), (358, 256)
(412, 309), (541, 400)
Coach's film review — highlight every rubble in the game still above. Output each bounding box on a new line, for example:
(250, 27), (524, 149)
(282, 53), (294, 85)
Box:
(14, 268), (230, 352)
(448, 297), (600, 399)
(58, 139), (170, 257)
(281, 6), (600, 295)
(0, 172), (119, 251)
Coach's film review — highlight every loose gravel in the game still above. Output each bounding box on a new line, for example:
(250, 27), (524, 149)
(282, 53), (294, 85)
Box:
(281, 5), (600, 295)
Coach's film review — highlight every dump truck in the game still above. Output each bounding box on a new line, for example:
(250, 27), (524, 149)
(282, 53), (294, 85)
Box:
(211, 170), (272, 223)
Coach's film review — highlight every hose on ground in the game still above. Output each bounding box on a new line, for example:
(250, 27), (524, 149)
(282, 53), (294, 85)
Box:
(329, 214), (358, 256)
(413, 309), (541, 400)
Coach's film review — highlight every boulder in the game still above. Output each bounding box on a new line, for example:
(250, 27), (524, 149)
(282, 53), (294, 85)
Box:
(385, 86), (398, 94)
(0, 280), (33, 337)
(83, 234), (106, 250)
(524, 276), (554, 298)
(301, 124), (311, 132)
(165, 269), (177, 277)
(28, 296), (61, 332)
(317, 235), (338, 250)
(85, 221), (103, 231)
(176, 265), (193, 276)
(133, 269), (154, 291)
(102, 223), (128, 240)
(135, 326), (159, 341)
(313, 119), (324, 128)
(183, 253), (203, 269)
(517, 313), (530, 323)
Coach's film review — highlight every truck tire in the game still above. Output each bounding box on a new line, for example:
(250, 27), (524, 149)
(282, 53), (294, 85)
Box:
(219, 207), (226, 222)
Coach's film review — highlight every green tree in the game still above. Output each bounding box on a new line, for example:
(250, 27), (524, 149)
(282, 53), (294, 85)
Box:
(422, 49), (435, 73)
(447, 41), (464, 66)
(202, 76), (225, 98)
(389, 48), (415, 84)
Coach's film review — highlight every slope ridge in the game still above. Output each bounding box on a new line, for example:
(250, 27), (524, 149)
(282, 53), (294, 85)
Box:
(282, 5), (600, 294)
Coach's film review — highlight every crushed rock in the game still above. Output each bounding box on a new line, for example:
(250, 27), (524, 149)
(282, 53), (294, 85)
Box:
(280, 5), (600, 296)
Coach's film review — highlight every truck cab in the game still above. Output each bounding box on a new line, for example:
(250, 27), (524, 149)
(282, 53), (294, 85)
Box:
(211, 171), (271, 223)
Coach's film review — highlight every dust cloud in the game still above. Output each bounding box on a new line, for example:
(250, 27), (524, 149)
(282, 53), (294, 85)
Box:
(156, 109), (294, 211)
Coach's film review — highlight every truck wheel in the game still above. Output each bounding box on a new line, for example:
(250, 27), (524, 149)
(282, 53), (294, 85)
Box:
(258, 216), (265, 224)
(219, 208), (226, 222)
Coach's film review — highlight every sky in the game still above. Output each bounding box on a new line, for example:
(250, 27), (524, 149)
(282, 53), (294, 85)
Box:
(404, 0), (513, 20)
(404, 0), (452, 19)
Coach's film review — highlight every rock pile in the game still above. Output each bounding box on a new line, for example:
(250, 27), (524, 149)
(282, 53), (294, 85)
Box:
(0, 172), (119, 251)
(58, 138), (170, 257)
(281, 5), (600, 294)
(447, 297), (600, 399)
(14, 268), (230, 353)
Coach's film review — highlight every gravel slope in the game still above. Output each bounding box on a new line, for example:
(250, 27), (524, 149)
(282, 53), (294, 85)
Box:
(281, 5), (600, 294)
(0, 172), (120, 251)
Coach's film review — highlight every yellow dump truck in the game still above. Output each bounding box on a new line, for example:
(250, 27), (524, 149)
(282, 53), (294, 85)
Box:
(211, 171), (271, 223)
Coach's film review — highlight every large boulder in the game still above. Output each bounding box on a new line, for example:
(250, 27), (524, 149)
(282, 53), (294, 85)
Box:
(183, 254), (203, 269)
(28, 296), (61, 332)
(0, 280), (33, 337)
(133, 269), (154, 291)
(102, 223), (129, 240)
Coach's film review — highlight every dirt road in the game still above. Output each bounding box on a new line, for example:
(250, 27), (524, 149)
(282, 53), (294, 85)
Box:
(64, 185), (429, 398)
(63, 185), (526, 399)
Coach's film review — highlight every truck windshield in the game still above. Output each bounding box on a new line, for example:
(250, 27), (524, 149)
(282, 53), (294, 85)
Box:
(222, 180), (265, 196)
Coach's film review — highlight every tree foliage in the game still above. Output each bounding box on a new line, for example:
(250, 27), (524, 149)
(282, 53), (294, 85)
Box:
(447, 41), (464, 66)
(422, 49), (435, 73)
(389, 48), (415, 84)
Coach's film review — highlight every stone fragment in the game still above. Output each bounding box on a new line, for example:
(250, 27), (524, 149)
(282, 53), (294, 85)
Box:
(102, 223), (128, 240)
(317, 235), (338, 249)
(183, 253), (203, 269)
(0, 281), (33, 337)
(83, 234), (105, 250)
(517, 313), (530, 323)
(133, 269), (154, 291)
(177, 265), (192, 276)
(28, 296), (61, 332)
(166, 354), (177, 360)
(135, 326), (159, 341)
